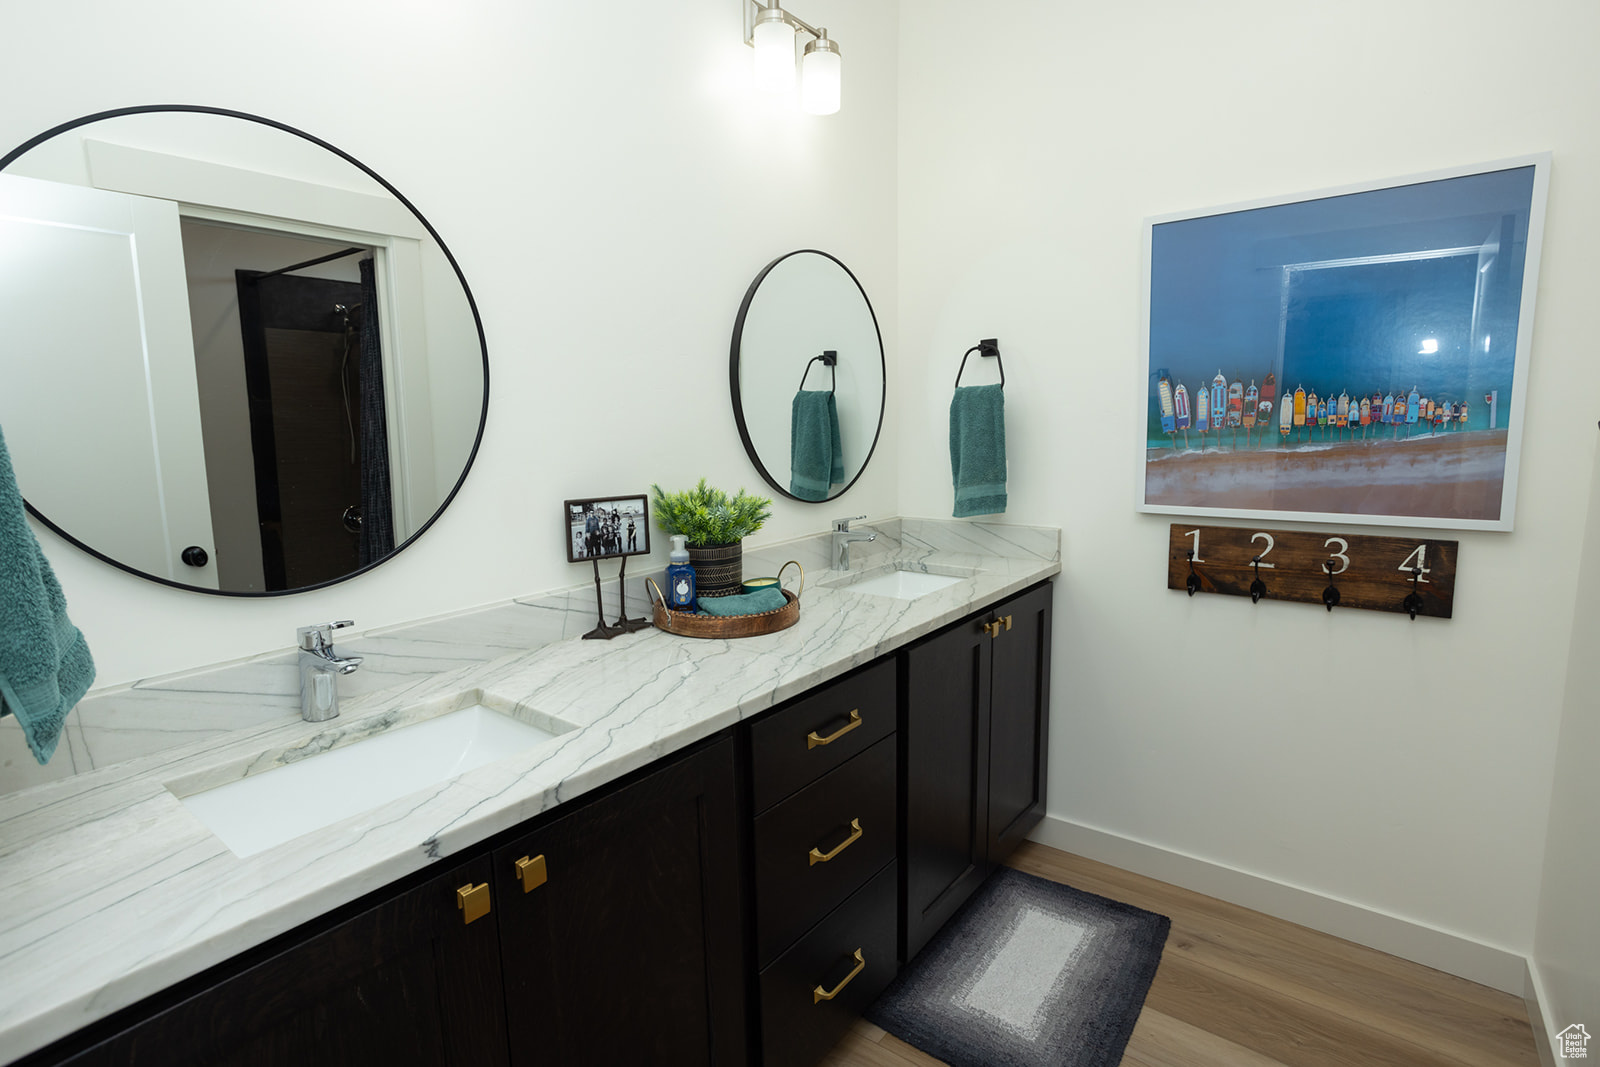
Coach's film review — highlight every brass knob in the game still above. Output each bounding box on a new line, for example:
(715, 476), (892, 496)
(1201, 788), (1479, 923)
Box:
(515, 854), (548, 893)
(456, 882), (491, 925)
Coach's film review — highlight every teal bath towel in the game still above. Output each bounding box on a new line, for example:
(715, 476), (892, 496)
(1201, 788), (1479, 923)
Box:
(950, 384), (1007, 517)
(0, 422), (94, 764)
(694, 586), (789, 617)
(790, 390), (843, 502)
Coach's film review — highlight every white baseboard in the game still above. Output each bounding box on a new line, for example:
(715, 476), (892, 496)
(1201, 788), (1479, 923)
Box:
(1525, 958), (1559, 1067)
(1027, 814), (1529, 994)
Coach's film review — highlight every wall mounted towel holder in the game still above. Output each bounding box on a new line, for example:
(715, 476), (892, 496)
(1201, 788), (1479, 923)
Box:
(1168, 523), (1458, 619)
(955, 338), (1004, 388)
(798, 350), (837, 393)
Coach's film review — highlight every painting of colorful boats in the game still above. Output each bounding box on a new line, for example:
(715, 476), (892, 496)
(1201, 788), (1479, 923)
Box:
(1138, 156), (1549, 531)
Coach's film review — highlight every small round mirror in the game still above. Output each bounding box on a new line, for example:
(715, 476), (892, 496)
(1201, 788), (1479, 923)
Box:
(730, 250), (885, 502)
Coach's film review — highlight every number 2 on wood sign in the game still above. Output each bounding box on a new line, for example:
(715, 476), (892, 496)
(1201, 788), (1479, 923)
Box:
(1167, 524), (1457, 618)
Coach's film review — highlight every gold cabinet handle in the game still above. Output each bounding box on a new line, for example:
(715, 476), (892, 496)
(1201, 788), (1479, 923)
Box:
(1002, 614), (1013, 631)
(807, 709), (862, 750)
(983, 620), (1001, 638)
(515, 854), (548, 893)
(813, 949), (866, 1004)
(456, 882), (491, 925)
(808, 819), (863, 866)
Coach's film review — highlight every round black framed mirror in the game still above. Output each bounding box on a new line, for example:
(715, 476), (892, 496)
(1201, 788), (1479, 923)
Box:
(729, 249), (885, 502)
(0, 105), (488, 595)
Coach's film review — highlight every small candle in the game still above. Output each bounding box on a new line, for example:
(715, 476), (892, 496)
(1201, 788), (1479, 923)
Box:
(742, 576), (779, 593)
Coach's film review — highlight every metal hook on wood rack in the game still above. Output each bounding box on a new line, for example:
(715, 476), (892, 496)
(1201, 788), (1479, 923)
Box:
(1402, 566), (1424, 620)
(1186, 549), (1200, 596)
(1322, 560), (1340, 611)
(1249, 556), (1267, 603)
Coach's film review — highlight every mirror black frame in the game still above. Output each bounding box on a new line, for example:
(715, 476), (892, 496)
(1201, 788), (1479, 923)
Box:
(0, 104), (490, 597)
(729, 249), (885, 503)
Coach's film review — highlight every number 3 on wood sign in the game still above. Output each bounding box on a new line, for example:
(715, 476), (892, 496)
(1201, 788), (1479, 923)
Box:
(1169, 524), (1458, 618)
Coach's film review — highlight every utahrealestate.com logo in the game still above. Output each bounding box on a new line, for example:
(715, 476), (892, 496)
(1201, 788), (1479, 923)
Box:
(1559, 1024), (1591, 1059)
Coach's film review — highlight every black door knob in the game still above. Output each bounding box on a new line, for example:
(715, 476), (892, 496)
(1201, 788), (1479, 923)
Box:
(181, 546), (209, 567)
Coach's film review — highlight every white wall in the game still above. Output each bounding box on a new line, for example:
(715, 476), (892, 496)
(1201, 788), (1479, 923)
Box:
(897, 0), (1600, 963)
(1534, 434), (1600, 1028)
(1, 0), (900, 685)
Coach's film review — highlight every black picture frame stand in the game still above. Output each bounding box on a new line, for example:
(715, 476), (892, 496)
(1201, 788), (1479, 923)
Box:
(583, 556), (653, 641)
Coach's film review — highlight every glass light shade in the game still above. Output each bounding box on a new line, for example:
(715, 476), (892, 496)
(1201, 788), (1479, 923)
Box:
(752, 18), (796, 95)
(800, 46), (841, 114)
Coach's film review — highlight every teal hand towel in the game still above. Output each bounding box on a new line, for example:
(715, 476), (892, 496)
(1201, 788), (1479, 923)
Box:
(790, 390), (843, 502)
(694, 586), (789, 617)
(0, 421), (94, 764)
(950, 384), (1007, 517)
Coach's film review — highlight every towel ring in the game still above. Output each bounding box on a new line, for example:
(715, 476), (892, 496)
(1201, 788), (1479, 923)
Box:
(798, 351), (837, 394)
(954, 338), (1005, 388)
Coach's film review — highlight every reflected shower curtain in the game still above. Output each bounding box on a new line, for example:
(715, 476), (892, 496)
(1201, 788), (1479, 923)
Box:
(357, 258), (395, 565)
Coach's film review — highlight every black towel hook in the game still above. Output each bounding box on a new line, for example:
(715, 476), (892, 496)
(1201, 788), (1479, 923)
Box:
(798, 351), (837, 394)
(1250, 556), (1267, 604)
(1322, 560), (1341, 612)
(955, 337), (1005, 388)
(1185, 549), (1200, 596)
(1402, 566), (1424, 620)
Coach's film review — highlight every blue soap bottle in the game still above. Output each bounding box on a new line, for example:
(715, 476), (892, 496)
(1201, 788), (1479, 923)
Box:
(665, 535), (697, 612)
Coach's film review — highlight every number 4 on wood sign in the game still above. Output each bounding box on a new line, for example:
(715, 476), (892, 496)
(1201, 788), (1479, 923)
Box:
(1167, 524), (1458, 618)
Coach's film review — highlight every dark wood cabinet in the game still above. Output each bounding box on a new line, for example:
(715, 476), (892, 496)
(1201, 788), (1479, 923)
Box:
(22, 581), (1053, 1067)
(43, 854), (509, 1066)
(902, 582), (1052, 961)
(492, 737), (747, 1067)
(26, 739), (746, 1067)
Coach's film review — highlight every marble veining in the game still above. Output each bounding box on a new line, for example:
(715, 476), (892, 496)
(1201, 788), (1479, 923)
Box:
(0, 519), (1057, 1063)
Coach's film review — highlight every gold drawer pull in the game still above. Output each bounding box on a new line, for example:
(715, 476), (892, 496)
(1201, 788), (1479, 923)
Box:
(813, 949), (866, 1004)
(456, 882), (491, 925)
(983, 620), (1001, 638)
(1001, 614), (1013, 631)
(515, 854), (548, 893)
(807, 709), (862, 749)
(809, 819), (863, 866)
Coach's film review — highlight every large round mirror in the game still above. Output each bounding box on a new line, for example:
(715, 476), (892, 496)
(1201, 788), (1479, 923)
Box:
(0, 106), (487, 595)
(730, 250), (885, 502)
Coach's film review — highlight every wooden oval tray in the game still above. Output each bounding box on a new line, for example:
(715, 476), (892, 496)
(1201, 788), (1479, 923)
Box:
(647, 561), (802, 639)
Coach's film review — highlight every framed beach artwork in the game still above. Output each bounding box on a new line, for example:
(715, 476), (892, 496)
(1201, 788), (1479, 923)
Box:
(1137, 154), (1550, 532)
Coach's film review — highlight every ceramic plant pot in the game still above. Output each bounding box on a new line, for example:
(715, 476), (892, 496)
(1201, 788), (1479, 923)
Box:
(688, 541), (743, 598)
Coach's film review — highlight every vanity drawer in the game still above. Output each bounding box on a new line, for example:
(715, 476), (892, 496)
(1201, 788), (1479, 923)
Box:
(753, 734), (896, 964)
(758, 860), (898, 1067)
(750, 658), (896, 812)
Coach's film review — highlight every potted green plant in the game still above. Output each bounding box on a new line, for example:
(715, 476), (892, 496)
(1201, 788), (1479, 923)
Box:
(650, 479), (773, 598)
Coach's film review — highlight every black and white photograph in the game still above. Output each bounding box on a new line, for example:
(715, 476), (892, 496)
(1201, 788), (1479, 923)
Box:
(564, 494), (648, 563)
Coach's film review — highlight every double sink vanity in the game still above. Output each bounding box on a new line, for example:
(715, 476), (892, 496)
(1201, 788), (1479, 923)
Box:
(0, 520), (1058, 1066)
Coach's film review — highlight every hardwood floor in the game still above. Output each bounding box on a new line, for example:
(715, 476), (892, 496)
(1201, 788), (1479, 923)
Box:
(819, 842), (1539, 1067)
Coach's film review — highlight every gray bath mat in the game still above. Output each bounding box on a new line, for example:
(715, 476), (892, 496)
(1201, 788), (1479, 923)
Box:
(866, 867), (1169, 1067)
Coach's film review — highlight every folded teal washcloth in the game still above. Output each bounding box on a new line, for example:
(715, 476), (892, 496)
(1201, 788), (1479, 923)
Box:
(790, 390), (843, 502)
(694, 586), (789, 617)
(0, 422), (94, 765)
(950, 384), (1007, 517)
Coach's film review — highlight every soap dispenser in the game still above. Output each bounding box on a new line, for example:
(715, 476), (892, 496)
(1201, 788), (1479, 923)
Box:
(665, 535), (697, 612)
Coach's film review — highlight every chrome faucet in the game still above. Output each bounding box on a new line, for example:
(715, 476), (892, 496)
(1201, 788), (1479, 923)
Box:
(832, 515), (877, 571)
(297, 621), (363, 723)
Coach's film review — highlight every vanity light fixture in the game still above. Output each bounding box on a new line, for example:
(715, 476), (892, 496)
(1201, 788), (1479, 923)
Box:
(744, 0), (842, 115)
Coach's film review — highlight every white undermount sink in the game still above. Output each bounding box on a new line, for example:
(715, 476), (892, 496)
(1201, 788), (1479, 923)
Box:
(831, 567), (965, 600)
(173, 699), (572, 858)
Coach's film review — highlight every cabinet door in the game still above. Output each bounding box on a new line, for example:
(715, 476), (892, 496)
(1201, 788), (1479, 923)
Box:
(49, 855), (509, 1066)
(493, 738), (747, 1067)
(902, 615), (992, 962)
(986, 583), (1052, 864)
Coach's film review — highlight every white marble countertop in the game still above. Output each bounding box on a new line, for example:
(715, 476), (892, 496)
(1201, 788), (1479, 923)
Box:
(0, 519), (1057, 1063)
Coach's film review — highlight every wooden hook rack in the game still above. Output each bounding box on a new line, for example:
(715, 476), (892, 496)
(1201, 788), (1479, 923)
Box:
(1167, 524), (1458, 619)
